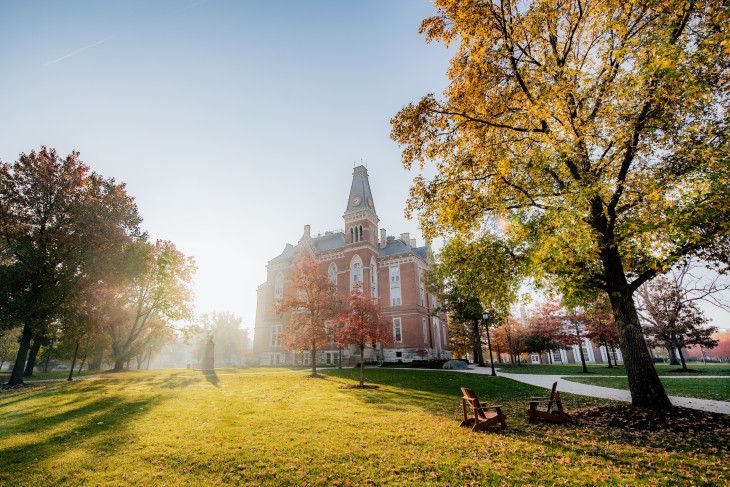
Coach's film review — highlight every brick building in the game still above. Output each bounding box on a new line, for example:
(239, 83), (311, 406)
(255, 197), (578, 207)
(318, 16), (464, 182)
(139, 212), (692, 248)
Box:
(252, 165), (450, 366)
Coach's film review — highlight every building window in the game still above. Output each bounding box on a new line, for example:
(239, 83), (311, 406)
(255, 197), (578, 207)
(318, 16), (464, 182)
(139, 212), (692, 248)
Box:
(552, 349), (563, 363)
(350, 225), (363, 243)
(390, 287), (401, 306)
(443, 322), (447, 345)
(325, 352), (336, 365)
(419, 268), (425, 306)
(370, 258), (377, 298)
(350, 255), (363, 290)
(390, 265), (400, 283)
(270, 325), (283, 347)
(353, 263), (362, 282)
(393, 318), (402, 343)
(328, 263), (337, 284)
(423, 318), (428, 343)
(274, 272), (284, 300)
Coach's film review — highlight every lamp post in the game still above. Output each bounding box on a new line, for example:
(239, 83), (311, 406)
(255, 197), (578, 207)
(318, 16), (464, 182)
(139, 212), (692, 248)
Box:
(482, 311), (497, 377)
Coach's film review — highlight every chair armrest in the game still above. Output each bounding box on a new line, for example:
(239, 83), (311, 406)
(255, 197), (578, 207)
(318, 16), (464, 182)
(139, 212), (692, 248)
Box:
(476, 404), (503, 410)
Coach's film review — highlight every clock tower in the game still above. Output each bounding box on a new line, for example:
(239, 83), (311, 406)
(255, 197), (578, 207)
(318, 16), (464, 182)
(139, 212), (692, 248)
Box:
(344, 165), (379, 247)
(343, 165), (380, 298)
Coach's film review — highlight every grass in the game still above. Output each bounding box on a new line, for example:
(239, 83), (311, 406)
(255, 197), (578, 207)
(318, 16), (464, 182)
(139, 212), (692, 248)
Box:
(0, 367), (727, 486)
(495, 362), (730, 376)
(565, 376), (730, 402)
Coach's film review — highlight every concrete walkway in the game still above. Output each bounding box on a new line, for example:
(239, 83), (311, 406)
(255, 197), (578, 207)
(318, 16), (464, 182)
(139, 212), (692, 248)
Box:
(460, 366), (730, 414)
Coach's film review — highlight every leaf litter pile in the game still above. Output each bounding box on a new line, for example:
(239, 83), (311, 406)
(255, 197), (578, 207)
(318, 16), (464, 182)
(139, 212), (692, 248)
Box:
(573, 404), (730, 433)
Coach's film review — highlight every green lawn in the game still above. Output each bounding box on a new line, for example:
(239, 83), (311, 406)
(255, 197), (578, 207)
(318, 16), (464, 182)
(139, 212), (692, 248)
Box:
(565, 376), (730, 402)
(495, 362), (730, 376)
(0, 368), (727, 486)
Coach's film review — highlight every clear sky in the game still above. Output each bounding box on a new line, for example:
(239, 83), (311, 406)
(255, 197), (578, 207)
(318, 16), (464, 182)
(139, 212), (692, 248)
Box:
(2, 0), (728, 335)
(0, 0), (453, 336)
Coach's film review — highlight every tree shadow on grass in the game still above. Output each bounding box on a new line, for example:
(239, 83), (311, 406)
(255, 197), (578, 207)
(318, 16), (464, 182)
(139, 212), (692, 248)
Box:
(0, 386), (166, 479)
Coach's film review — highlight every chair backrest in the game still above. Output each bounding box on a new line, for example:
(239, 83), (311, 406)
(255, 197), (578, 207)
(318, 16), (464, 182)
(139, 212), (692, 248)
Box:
(461, 387), (488, 419)
(546, 381), (558, 413)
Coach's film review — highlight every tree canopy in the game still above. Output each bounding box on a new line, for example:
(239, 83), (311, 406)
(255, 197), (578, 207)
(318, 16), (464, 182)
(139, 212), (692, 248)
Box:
(392, 0), (730, 408)
(275, 257), (341, 377)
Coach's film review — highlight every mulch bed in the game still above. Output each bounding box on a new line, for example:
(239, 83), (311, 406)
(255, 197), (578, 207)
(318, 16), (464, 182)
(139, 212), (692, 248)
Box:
(338, 385), (380, 390)
(573, 404), (730, 433)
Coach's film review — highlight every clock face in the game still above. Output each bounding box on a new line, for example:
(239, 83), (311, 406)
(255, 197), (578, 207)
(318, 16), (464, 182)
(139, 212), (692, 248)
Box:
(351, 196), (362, 206)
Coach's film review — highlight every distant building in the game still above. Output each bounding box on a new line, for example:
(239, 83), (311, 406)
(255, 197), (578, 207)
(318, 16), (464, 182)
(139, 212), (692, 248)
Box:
(252, 165), (450, 366)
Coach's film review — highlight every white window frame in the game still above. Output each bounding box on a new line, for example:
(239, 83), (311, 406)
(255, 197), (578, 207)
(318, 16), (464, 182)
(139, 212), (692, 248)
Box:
(393, 318), (402, 343)
(328, 263), (337, 284)
(274, 272), (284, 300)
(423, 318), (428, 343)
(390, 265), (400, 283)
(390, 287), (401, 306)
(270, 324), (283, 347)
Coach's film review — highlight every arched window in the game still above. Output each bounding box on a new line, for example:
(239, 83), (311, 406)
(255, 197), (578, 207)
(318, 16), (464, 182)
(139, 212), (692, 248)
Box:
(328, 262), (337, 284)
(350, 225), (364, 243)
(350, 255), (363, 289)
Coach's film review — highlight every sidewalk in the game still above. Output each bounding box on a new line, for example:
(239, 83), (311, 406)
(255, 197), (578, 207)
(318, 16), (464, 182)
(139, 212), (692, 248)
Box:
(461, 366), (730, 414)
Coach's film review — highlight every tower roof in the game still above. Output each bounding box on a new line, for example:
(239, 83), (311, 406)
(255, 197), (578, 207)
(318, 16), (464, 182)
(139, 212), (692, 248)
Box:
(345, 165), (376, 214)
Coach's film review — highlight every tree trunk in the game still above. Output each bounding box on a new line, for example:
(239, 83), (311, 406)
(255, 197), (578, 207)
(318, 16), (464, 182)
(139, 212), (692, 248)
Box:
(666, 343), (680, 365)
(114, 358), (125, 371)
(359, 345), (365, 386)
(310, 346), (317, 377)
(78, 350), (88, 375)
(578, 343), (588, 373)
(88, 350), (104, 371)
(471, 320), (485, 366)
(677, 340), (688, 371)
(8, 325), (33, 386)
(68, 341), (79, 381)
(608, 288), (671, 409)
(24, 337), (43, 377)
(604, 341), (613, 368)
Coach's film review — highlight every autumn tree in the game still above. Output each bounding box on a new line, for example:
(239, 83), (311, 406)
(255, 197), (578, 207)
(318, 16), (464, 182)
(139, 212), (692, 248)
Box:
(640, 276), (718, 370)
(391, 0), (730, 408)
(105, 239), (196, 371)
(638, 261), (727, 366)
(0, 147), (141, 385)
(526, 301), (569, 362)
(336, 288), (393, 387)
(275, 257), (341, 378)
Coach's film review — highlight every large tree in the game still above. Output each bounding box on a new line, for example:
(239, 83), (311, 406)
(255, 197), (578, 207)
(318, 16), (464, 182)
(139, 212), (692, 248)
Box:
(0, 148), (141, 385)
(275, 257), (341, 377)
(391, 0), (730, 408)
(105, 239), (196, 371)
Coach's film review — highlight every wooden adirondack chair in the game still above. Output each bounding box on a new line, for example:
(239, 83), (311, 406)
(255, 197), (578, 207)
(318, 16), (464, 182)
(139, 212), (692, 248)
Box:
(459, 387), (507, 431)
(526, 381), (571, 423)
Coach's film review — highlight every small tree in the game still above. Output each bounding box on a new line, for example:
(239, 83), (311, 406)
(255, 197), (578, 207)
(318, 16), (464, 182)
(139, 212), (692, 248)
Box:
(276, 257), (340, 378)
(336, 288), (393, 387)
